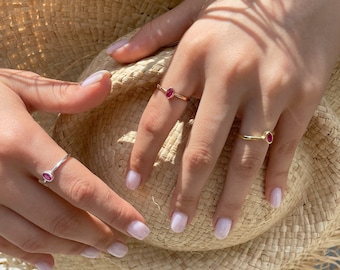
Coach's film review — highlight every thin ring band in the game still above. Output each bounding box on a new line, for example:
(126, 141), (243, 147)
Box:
(238, 131), (275, 145)
(42, 154), (70, 183)
(156, 84), (189, 101)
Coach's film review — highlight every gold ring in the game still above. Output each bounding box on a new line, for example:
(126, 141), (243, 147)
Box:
(156, 84), (189, 101)
(238, 131), (275, 145)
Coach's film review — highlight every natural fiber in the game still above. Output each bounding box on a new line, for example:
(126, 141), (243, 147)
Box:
(0, 0), (339, 269)
(52, 32), (340, 268)
(0, 0), (181, 81)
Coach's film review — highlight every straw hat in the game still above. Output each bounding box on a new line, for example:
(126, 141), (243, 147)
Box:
(52, 34), (340, 270)
(1, 0), (339, 269)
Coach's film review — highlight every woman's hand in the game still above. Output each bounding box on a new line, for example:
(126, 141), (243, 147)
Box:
(0, 69), (150, 269)
(107, 0), (340, 239)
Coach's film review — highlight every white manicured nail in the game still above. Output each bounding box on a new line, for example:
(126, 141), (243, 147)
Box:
(106, 40), (129, 55)
(35, 261), (53, 270)
(81, 247), (101, 258)
(270, 187), (282, 208)
(170, 211), (188, 233)
(126, 170), (141, 190)
(127, 220), (150, 240)
(107, 242), (128, 258)
(215, 218), (232, 240)
(81, 70), (111, 87)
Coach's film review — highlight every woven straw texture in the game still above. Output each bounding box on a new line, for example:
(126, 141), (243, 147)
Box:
(52, 34), (340, 269)
(0, 0), (181, 82)
(0, 0), (339, 269)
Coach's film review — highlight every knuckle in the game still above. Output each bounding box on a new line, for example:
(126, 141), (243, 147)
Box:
(218, 200), (244, 217)
(175, 193), (199, 209)
(184, 147), (214, 172)
(139, 108), (165, 137)
(0, 121), (28, 158)
(231, 154), (263, 178)
(50, 212), (81, 238)
(68, 179), (96, 207)
(93, 234), (114, 250)
(20, 237), (45, 253)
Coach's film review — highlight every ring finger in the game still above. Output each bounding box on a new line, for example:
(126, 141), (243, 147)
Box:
(213, 101), (281, 239)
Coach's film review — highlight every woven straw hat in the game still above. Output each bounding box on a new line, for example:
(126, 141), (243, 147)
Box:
(1, 0), (339, 269)
(52, 35), (340, 270)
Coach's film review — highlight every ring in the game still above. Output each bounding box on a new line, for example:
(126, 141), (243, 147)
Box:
(42, 154), (70, 183)
(156, 84), (189, 101)
(238, 130), (275, 145)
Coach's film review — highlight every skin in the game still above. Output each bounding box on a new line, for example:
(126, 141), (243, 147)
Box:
(0, 69), (147, 267)
(109, 0), (340, 236)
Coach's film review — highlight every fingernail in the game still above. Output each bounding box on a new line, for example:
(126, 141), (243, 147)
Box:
(126, 170), (141, 190)
(81, 247), (101, 259)
(127, 220), (150, 240)
(107, 242), (128, 258)
(106, 40), (129, 55)
(270, 187), (282, 208)
(215, 218), (232, 240)
(80, 70), (111, 88)
(170, 211), (188, 233)
(35, 261), (53, 270)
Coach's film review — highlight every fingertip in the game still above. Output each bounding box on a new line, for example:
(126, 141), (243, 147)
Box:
(35, 260), (54, 270)
(106, 40), (130, 56)
(80, 70), (112, 88)
(214, 217), (232, 240)
(125, 170), (141, 190)
(269, 187), (282, 208)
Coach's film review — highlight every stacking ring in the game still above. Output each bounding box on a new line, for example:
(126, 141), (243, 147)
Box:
(156, 84), (189, 101)
(41, 154), (70, 183)
(238, 131), (275, 145)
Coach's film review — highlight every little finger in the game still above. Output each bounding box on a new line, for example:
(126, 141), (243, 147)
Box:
(265, 104), (319, 207)
(0, 236), (54, 270)
(0, 206), (94, 257)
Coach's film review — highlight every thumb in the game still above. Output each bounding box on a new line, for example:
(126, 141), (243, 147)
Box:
(0, 69), (112, 114)
(107, 0), (197, 63)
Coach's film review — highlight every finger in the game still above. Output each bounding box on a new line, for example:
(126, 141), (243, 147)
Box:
(214, 100), (280, 240)
(20, 117), (150, 242)
(0, 236), (54, 270)
(169, 80), (239, 233)
(265, 103), (317, 207)
(125, 85), (189, 190)
(108, 0), (201, 63)
(124, 39), (203, 190)
(0, 206), (90, 256)
(0, 69), (112, 114)
(2, 167), (129, 256)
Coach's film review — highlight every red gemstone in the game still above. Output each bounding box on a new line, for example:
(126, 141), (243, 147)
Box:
(266, 132), (273, 144)
(166, 88), (174, 99)
(42, 172), (53, 182)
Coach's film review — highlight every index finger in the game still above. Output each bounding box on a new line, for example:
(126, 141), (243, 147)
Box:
(28, 122), (150, 241)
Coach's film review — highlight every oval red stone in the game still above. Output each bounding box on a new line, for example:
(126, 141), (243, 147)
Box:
(266, 132), (273, 144)
(166, 88), (174, 99)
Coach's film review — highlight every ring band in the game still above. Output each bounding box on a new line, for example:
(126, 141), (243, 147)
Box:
(42, 154), (70, 183)
(156, 84), (189, 101)
(238, 131), (275, 145)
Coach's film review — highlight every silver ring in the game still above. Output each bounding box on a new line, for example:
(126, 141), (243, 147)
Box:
(42, 154), (70, 183)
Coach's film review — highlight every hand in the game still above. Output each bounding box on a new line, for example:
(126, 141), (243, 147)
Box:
(0, 69), (150, 269)
(107, 0), (340, 239)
